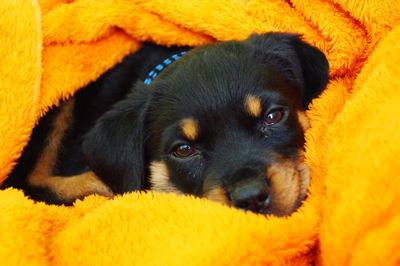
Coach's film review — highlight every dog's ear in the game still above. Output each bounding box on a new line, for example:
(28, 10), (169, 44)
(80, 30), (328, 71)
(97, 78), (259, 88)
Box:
(247, 33), (329, 108)
(291, 36), (329, 107)
(82, 84), (150, 193)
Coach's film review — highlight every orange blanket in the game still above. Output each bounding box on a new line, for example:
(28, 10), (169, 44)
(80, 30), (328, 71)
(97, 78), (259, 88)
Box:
(0, 0), (399, 265)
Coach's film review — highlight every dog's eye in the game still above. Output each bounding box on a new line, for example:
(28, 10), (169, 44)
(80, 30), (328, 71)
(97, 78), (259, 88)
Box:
(265, 108), (284, 125)
(173, 144), (196, 158)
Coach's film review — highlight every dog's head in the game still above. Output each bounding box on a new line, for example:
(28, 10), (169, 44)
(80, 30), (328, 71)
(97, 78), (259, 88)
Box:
(83, 33), (329, 216)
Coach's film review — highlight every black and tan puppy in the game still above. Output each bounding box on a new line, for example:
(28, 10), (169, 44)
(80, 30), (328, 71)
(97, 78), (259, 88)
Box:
(2, 33), (328, 216)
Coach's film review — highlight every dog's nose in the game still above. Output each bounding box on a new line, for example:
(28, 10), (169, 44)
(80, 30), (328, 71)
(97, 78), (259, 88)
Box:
(228, 178), (270, 213)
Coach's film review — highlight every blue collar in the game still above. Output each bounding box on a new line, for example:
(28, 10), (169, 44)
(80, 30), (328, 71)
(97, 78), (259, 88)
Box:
(144, 51), (187, 85)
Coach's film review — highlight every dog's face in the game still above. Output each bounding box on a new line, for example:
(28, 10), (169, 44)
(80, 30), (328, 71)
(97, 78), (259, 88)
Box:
(83, 33), (329, 216)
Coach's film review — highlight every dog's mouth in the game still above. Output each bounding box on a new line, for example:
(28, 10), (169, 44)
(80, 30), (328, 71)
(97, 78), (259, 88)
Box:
(203, 158), (310, 216)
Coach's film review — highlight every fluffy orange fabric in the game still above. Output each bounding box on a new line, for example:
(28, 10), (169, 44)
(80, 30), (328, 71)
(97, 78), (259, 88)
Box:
(0, 0), (399, 265)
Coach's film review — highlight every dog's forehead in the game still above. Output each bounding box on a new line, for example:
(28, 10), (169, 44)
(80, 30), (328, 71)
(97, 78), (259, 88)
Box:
(153, 45), (290, 113)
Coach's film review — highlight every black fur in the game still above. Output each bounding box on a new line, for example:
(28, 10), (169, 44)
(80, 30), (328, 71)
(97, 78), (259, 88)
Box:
(3, 33), (329, 214)
(82, 85), (150, 193)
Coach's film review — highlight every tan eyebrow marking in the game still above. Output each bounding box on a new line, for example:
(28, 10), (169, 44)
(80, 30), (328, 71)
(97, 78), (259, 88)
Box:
(180, 117), (199, 141)
(245, 95), (263, 118)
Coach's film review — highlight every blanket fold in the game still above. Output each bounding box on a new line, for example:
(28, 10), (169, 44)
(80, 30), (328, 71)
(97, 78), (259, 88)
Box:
(0, 0), (399, 265)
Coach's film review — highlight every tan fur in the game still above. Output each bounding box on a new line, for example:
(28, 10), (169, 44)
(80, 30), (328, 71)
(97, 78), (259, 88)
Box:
(245, 95), (262, 118)
(31, 171), (114, 200)
(180, 117), (199, 141)
(149, 161), (183, 194)
(28, 100), (113, 201)
(297, 111), (310, 131)
(204, 187), (229, 205)
(267, 155), (310, 216)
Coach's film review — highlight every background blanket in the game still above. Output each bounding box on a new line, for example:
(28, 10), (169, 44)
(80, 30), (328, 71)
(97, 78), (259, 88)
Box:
(0, 0), (399, 265)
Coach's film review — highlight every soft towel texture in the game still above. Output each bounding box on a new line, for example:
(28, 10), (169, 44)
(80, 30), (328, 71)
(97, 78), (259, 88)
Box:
(0, 0), (399, 265)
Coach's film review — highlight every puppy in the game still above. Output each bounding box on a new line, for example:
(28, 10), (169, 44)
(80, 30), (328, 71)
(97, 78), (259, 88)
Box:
(2, 33), (328, 215)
